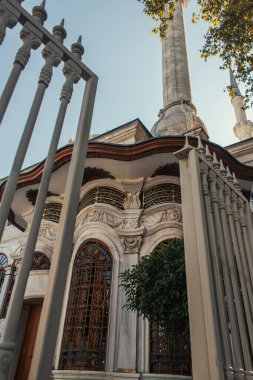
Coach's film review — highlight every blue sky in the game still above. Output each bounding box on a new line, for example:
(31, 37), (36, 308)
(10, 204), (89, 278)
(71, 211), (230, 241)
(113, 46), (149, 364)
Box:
(1, 0), (253, 178)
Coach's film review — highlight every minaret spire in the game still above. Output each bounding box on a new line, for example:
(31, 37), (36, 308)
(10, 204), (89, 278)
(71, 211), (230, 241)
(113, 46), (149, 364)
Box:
(230, 69), (253, 141)
(152, 0), (208, 139)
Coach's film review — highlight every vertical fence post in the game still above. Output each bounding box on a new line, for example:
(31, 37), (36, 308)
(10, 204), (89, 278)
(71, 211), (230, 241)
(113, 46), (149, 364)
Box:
(174, 141), (224, 380)
(28, 75), (97, 380)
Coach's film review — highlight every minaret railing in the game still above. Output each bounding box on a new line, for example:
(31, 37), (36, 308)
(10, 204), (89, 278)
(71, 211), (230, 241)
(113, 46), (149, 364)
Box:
(0, 1), (98, 379)
(175, 137), (253, 380)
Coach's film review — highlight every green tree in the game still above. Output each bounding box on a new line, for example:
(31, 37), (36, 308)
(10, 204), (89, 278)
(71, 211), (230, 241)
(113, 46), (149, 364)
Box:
(120, 238), (190, 352)
(138, 0), (253, 107)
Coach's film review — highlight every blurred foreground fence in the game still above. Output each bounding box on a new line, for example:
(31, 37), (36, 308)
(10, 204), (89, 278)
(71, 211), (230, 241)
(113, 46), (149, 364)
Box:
(0, 0), (98, 379)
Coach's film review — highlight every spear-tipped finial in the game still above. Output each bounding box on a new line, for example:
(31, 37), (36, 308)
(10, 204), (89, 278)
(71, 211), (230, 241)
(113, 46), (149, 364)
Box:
(53, 18), (67, 42)
(71, 35), (84, 59)
(219, 160), (227, 178)
(212, 152), (220, 170)
(232, 172), (240, 191)
(32, 0), (47, 24)
(226, 167), (233, 184)
(197, 136), (205, 154)
(205, 144), (212, 163)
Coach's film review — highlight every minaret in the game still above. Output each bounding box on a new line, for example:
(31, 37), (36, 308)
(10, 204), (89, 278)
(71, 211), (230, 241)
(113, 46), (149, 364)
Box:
(152, 0), (208, 139)
(230, 69), (253, 141)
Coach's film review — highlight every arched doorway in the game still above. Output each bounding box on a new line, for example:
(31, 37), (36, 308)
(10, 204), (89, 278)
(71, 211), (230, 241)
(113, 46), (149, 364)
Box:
(59, 240), (113, 371)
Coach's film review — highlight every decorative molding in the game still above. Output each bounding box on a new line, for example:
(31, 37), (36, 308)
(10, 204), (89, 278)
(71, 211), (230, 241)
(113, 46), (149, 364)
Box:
(141, 206), (182, 228)
(26, 189), (59, 205)
(79, 209), (123, 228)
(120, 236), (143, 254)
(117, 227), (145, 254)
(82, 166), (115, 186)
(123, 191), (141, 209)
(151, 162), (180, 177)
(37, 225), (57, 241)
(2, 137), (253, 201)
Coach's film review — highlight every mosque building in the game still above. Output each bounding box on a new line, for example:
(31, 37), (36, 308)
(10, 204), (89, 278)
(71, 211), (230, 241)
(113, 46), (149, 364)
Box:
(0, 0), (253, 379)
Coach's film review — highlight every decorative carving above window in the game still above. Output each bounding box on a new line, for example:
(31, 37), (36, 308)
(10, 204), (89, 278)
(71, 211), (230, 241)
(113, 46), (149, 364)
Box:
(79, 187), (125, 212)
(150, 323), (191, 375)
(60, 241), (112, 371)
(141, 184), (181, 209)
(82, 167), (115, 186)
(31, 252), (51, 270)
(151, 163), (180, 178)
(42, 202), (62, 223)
(26, 189), (59, 205)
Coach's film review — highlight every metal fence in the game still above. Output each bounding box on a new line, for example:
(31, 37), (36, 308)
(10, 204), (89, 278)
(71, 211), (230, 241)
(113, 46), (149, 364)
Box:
(0, 0), (97, 379)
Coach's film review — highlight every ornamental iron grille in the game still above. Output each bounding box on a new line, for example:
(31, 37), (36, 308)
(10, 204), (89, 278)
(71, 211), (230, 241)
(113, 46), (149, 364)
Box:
(79, 186), (125, 212)
(42, 202), (62, 223)
(142, 183), (181, 209)
(60, 241), (113, 371)
(150, 323), (191, 376)
(31, 252), (51, 270)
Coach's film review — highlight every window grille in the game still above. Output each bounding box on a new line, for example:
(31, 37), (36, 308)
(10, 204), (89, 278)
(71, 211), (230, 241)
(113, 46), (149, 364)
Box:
(31, 252), (51, 270)
(79, 187), (125, 212)
(42, 202), (62, 223)
(60, 241), (112, 371)
(142, 183), (181, 209)
(150, 323), (191, 375)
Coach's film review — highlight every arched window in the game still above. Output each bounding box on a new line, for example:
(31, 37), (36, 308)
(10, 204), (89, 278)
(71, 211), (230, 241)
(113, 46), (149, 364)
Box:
(60, 241), (113, 371)
(149, 240), (191, 376)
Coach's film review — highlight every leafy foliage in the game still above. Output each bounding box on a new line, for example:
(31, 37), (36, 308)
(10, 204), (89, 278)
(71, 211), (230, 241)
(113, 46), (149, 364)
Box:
(120, 238), (189, 350)
(138, 0), (253, 107)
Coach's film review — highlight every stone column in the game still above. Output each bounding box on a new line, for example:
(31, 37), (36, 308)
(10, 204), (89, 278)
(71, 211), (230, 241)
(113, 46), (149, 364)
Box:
(115, 191), (144, 375)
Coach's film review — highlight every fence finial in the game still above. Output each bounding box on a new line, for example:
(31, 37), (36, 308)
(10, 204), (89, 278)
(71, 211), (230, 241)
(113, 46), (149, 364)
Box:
(232, 172), (240, 191)
(52, 19), (67, 43)
(219, 160), (227, 178)
(71, 35), (84, 59)
(212, 152), (220, 170)
(32, 1), (47, 24)
(197, 136), (205, 154)
(204, 144), (212, 163)
(226, 166), (233, 184)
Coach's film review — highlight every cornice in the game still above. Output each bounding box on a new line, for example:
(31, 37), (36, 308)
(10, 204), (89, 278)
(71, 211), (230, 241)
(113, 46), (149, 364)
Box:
(1, 137), (253, 198)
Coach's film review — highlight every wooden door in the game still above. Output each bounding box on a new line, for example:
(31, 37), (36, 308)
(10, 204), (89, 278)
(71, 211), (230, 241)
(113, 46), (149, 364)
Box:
(15, 304), (42, 380)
